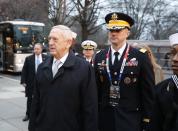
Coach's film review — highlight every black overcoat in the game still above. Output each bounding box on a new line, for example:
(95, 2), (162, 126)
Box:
(151, 78), (178, 131)
(20, 54), (48, 97)
(94, 45), (155, 131)
(28, 51), (98, 131)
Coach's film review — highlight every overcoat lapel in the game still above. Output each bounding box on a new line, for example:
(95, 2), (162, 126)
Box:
(41, 52), (76, 81)
(42, 56), (53, 81)
(42, 54), (46, 62)
(53, 68), (64, 80)
(53, 51), (76, 80)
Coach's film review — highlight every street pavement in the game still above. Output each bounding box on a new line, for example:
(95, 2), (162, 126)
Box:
(0, 69), (173, 131)
(0, 75), (28, 131)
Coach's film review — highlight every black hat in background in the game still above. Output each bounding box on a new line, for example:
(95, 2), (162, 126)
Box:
(105, 12), (134, 30)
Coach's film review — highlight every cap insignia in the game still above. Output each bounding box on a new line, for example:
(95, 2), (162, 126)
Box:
(111, 13), (118, 20)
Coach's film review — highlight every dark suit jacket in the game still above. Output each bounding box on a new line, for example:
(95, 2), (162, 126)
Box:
(94, 45), (155, 131)
(151, 78), (178, 131)
(21, 54), (48, 97)
(28, 51), (98, 131)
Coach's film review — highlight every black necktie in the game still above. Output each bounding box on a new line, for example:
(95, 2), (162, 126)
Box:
(114, 52), (119, 66)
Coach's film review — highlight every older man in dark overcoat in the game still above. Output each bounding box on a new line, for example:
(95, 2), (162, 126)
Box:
(28, 25), (98, 131)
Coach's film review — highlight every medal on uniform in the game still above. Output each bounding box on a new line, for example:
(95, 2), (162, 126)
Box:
(109, 84), (120, 106)
(109, 84), (120, 99)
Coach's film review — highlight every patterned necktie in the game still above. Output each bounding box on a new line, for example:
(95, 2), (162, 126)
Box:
(52, 60), (61, 77)
(114, 52), (119, 65)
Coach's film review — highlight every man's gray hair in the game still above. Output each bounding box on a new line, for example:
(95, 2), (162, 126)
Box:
(71, 31), (77, 39)
(52, 25), (74, 40)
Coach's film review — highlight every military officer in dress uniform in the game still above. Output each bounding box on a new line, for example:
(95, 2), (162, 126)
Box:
(94, 12), (155, 131)
(151, 33), (178, 131)
(81, 40), (97, 66)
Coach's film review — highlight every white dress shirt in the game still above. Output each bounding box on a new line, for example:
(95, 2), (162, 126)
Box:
(111, 43), (127, 65)
(35, 54), (42, 71)
(52, 52), (69, 70)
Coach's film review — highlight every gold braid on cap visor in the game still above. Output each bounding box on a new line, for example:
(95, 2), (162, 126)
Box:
(83, 44), (95, 50)
(107, 20), (130, 29)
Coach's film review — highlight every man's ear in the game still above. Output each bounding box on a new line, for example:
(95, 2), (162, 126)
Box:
(125, 29), (130, 39)
(66, 39), (72, 49)
(127, 30), (130, 37)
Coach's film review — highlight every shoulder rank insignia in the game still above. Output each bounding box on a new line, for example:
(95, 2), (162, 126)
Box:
(139, 48), (147, 53)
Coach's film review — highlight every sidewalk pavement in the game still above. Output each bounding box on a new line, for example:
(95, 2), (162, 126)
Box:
(0, 75), (28, 131)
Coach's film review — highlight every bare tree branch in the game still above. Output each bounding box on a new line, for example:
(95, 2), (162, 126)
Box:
(71, 0), (101, 41)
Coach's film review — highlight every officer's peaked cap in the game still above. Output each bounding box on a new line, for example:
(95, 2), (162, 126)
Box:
(105, 12), (134, 30)
(81, 40), (97, 50)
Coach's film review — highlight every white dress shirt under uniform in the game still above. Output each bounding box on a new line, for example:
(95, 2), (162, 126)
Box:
(111, 43), (127, 65)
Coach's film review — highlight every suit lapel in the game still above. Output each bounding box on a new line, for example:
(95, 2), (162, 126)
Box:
(53, 67), (64, 80)
(32, 54), (36, 73)
(126, 46), (133, 64)
(100, 47), (110, 75)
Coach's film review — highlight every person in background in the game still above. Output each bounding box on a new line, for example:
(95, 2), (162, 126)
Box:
(20, 43), (48, 121)
(151, 33), (178, 131)
(81, 40), (97, 66)
(71, 31), (77, 52)
(71, 31), (83, 58)
(164, 52), (171, 69)
(94, 12), (155, 131)
(28, 25), (98, 131)
(133, 43), (164, 84)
